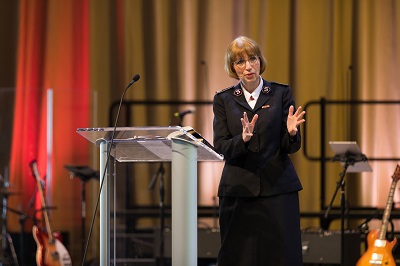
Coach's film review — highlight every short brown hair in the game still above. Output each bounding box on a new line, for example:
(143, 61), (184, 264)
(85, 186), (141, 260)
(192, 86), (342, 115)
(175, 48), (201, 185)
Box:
(224, 36), (267, 79)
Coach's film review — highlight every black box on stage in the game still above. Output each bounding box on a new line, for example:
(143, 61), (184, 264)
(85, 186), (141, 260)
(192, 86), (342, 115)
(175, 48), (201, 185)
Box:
(301, 230), (360, 265)
(154, 228), (220, 258)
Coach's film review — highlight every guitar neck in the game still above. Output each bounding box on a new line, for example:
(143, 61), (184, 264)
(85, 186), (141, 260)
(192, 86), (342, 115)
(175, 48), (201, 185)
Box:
(31, 161), (54, 241)
(379, 166), (400, 240)
(38, 182), (53, 240)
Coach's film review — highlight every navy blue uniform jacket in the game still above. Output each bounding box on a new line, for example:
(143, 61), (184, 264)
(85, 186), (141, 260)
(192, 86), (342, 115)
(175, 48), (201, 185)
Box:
(213, 79), (303, 197)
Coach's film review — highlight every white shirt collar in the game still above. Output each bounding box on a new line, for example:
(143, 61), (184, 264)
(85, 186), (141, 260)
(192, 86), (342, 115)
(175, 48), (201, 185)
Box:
(241, 77), (263, 109)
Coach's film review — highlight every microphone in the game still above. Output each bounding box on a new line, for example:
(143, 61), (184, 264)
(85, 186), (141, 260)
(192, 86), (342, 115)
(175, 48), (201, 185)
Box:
(126, 74), (140, 89)
(174, 108), (196, 118)
(82, 73), (140, 265)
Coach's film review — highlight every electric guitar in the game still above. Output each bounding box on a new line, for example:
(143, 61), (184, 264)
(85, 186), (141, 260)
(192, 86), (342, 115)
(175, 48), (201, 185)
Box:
(356, 164), (400, 266)
(30, 160), (72, 266)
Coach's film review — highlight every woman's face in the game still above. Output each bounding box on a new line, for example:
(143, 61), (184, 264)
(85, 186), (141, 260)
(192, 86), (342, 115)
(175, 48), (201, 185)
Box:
(233, 54), (260, 86)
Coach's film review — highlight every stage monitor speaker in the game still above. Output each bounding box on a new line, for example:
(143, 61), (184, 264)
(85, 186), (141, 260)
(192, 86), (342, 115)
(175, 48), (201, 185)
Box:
(154, 228), (220, 258)
(301, 230), (360, 265)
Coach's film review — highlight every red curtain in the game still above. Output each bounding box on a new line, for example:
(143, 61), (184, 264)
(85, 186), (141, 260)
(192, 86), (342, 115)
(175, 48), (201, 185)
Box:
(9, 0), (90, 232)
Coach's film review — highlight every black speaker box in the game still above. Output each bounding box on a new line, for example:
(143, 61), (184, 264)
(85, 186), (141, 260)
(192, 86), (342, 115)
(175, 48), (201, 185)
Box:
(302, 230), (360, 265)
(154, 228), (220, 258)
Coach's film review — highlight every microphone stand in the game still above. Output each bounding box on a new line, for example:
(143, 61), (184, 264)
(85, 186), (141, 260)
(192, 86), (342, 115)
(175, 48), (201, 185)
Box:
(149, 110), (195, 265)
(82, 74), (140, 266)
(149, 113), (189, 265)
(148, 163), (165, 266)
(325, 152), (368, 266)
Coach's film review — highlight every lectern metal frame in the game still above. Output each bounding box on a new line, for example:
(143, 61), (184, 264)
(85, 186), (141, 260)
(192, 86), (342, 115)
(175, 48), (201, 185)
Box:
(77, 126), (223, 266)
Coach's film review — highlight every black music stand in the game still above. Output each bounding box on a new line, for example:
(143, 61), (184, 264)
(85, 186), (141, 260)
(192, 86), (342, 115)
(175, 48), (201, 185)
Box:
(325, 141), (372, 266)
(64, 165), (99, 260)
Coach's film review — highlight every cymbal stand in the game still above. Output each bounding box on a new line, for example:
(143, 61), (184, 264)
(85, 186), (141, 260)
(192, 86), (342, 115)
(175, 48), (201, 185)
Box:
(2, 204), (35, 266)
(0, 173), (8, 262)
(0, 172), (19, 266)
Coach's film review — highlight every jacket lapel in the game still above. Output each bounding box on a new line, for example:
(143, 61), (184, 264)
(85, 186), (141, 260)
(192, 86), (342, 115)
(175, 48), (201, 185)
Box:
(254, 80), (272, 111)
(232, 84), (253, 111)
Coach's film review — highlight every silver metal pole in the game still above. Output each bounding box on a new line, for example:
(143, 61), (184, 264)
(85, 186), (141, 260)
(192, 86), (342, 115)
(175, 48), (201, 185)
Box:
(171, 138), (197, 266)
(99, 141), (110, 265)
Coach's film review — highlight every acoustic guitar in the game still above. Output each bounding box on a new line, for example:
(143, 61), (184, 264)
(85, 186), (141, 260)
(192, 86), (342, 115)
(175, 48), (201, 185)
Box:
(30, 160), (72, 266)
(356, 164), (400, 266)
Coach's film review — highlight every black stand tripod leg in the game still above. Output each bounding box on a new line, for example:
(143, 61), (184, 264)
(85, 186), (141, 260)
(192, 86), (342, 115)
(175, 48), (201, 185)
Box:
(5, 233), (19, 265)
(324, 169), (347, 221)
(324, 162), (350, 266)
(340, 180), (346, 266)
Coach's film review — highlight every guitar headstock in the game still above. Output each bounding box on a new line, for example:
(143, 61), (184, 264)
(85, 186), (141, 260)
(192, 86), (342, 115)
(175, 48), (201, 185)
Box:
(29, 160), (40, 181)
(392, 164), (400, 182)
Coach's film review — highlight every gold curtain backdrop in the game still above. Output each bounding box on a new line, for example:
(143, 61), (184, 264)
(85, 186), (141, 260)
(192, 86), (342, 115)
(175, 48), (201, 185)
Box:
(2, 0), (400, 263)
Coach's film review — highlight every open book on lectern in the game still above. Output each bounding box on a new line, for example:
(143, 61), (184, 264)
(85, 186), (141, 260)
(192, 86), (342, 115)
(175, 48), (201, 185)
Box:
(76, 126), (223, 162)
(167, 126), (214, 150)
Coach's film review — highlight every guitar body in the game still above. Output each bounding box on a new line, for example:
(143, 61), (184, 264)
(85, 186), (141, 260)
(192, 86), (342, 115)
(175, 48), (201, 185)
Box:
(32, 225), (72, 266)
(356, 229), (397, 266)
(357, 165), (400, 266)
(30, 161), (72, 266)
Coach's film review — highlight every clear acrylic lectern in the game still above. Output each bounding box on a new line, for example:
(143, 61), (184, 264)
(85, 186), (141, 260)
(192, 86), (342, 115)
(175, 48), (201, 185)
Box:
(77, 126), (223, 266)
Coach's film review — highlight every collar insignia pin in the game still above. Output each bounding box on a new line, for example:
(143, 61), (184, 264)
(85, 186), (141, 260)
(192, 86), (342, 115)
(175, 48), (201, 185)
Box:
(262, 86), (271, 94)
(234, 89), (243, 96)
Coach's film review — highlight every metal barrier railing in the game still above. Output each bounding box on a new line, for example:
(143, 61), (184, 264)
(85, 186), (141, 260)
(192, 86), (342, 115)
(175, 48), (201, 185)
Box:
(110, 99), (400, 226)
(109, 100), (213, 126)
(303, 98), (400, 211)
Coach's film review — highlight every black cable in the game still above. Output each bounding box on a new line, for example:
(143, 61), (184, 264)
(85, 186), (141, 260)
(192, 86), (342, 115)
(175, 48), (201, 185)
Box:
(81, 74), (140, 266)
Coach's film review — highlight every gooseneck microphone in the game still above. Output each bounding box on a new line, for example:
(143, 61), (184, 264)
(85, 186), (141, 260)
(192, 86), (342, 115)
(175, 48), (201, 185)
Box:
(127, 74), (140, 89)
(82, 74), (140, 266)
(174, 108), (195, 127)
(174, 108), (196, 118)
